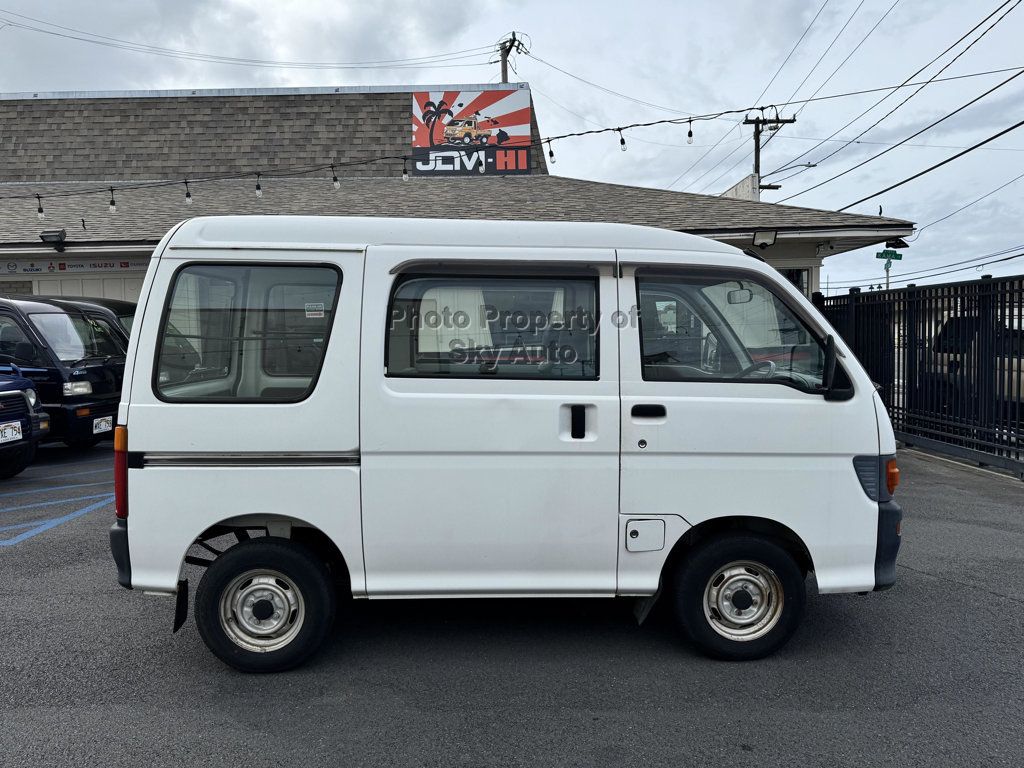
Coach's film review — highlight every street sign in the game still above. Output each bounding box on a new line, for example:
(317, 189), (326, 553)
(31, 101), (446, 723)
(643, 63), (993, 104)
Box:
(876, 249), (902, 260)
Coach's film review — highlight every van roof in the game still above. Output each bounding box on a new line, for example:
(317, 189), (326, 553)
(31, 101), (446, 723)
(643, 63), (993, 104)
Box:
(168, 216), (742, 254)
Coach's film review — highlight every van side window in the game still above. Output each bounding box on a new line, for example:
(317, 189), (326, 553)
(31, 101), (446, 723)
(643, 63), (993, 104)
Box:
(0, 315), (40, 365)
(156, 264), (340, 402)
(386, 275), (598, 379)
(637, 272), (827, 391)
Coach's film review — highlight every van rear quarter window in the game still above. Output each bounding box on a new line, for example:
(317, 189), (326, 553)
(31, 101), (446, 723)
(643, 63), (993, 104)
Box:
(386, 274), (598, 379)
(155, 264), (341, 402)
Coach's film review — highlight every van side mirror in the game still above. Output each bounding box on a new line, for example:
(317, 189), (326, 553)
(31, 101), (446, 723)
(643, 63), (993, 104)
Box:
(14, 341), (38, 363)
(727, 288), (753, 305)
(822, 334), (837, 392)
(821, 334), (853, 401)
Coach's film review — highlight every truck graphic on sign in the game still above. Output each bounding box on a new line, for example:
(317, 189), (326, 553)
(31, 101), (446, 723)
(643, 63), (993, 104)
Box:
(443, 118), (493, 145)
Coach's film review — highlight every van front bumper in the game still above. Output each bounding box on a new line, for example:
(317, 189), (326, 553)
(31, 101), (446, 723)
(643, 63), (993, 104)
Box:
(109, 519), (132, 589)
(874, 500), (903, 590)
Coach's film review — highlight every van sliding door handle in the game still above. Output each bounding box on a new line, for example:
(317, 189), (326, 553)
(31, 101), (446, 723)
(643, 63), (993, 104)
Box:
(569, 404), (586, 439)
(631, 404), (666, 419)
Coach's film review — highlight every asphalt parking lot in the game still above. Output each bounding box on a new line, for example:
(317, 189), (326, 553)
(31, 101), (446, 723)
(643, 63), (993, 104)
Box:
(1, 447), (1022, 767)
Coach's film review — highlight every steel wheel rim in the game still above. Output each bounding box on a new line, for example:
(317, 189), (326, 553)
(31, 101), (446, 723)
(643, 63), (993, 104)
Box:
(702, 560), (784, 642)
(219, 569), (305, 653)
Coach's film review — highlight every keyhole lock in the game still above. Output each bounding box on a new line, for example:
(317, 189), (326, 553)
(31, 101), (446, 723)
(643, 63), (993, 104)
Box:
(629, 529), (639, 539)
(637, 439), (647, 449)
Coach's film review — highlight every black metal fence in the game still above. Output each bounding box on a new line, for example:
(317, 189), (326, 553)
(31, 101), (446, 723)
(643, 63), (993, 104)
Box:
(814, 274), (1024, 477)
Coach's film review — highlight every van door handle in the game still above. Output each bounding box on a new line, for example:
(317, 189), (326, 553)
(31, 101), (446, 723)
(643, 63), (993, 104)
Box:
(631, 404), (666, 419)
(569, 404), (586, 439)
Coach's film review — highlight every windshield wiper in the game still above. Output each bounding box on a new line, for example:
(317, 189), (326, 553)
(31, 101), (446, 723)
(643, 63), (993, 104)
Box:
(65, 353), (124, 368)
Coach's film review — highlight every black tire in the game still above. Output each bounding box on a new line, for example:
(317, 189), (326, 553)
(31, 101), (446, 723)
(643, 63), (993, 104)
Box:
(672, 535), (806, 661)
(479, 135), (489, 145)
(0, 443), (34, 479)
(195, 537), (336, 673)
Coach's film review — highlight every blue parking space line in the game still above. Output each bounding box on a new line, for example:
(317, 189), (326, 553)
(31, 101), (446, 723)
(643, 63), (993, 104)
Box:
(0, 519), (47, 533)
(45, 468), (113, 479)
(0, 495), (114, 546)
(2, 492), (116, 514)
(0, 480), (113, 500)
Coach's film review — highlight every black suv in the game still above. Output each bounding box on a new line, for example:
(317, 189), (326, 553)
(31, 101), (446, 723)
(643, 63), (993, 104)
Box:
(0, 296), (127, 448)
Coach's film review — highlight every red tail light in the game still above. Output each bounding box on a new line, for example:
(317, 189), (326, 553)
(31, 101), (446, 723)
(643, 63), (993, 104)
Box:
(114, 425), (128, 519)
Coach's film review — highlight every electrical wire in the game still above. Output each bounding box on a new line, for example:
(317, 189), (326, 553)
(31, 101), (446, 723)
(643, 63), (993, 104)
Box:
(664, 0), (832, 190)
(765, 0), (1018, 179)
(827, 243), (1024, 285)
(830, 249), (1024, 290)
(777, 66), (1024, 202)
(907, 171), (1024, 241)
(838, 116), (1024, 211)
(0, 8), (498, 69)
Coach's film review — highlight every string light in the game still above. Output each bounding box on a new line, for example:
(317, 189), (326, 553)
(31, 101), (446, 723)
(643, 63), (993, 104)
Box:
(108, 187), (117, 213)
(687, 120), (694, 145)
(331, 165), (341, 190)
(547, 140), (556, 164)
(184, 180), (193, 205)
(402, 159), (409, 182)
(618, 130), (627, 152)
(255, 173), (263, 199)
(36, 194), (44, 220)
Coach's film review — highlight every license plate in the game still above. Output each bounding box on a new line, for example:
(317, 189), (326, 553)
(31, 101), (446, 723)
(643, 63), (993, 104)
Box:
(93, 416), (113, 434)
(0, 420), (23, 444)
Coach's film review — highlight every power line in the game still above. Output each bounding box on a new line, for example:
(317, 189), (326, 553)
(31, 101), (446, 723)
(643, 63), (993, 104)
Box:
(0, 8), (498, 69)
(765, 0), (1018, 179)
(830, 249), (1024, 290)
(665, 0), (832, 190)
(907, 171), (1024, 241)
(777, 66), (1024, 202)
(769, 133), (1024, 152)
(838, 116), (1024, 211)
(828, 243), (1024, 285)
(691, 0), (874, 192)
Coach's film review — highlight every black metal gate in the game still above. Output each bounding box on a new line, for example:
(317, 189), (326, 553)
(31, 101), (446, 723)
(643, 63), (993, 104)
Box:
(816, 275), (1024, 477)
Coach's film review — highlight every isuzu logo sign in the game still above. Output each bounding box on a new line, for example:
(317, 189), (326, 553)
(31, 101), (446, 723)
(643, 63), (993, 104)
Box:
(411, 88), (533, 176)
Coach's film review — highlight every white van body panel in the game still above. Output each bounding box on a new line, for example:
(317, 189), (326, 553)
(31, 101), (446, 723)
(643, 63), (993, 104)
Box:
(119, 216), (893, 600)
(617, 250), (881, 594)
(359, 245), (622, 596)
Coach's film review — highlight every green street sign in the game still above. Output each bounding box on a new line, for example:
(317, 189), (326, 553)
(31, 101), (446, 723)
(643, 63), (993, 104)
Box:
(876, 249), (902, 260)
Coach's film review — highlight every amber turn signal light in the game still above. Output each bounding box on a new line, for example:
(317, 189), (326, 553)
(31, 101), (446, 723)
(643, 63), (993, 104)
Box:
(886, 459), (900, 496)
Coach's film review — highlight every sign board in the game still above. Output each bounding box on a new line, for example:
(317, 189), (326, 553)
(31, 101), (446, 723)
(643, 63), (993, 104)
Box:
(875, 249), (902, 260)
(411, 88), (533, 176)
(4, 258), (149, 275)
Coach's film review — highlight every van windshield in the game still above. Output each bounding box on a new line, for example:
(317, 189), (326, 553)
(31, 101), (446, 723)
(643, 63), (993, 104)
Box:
(29, 312), (126, 364)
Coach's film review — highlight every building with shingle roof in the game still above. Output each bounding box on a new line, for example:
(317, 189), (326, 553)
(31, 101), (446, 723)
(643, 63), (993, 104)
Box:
(0, 83), (913, 300)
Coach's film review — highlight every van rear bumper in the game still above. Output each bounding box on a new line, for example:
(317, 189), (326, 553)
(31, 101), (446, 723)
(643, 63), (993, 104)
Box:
(874, 500), (902, 591)
(109, 519), (132, 589)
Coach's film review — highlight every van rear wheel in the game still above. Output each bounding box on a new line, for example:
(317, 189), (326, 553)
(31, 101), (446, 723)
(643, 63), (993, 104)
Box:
(195, 537), (336, 673)
(672, 535), (805, 660)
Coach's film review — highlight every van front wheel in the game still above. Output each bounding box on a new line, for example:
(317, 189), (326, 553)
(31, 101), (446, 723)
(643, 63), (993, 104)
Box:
(195, 537), (336, 672)
(673, 535), (805, 660)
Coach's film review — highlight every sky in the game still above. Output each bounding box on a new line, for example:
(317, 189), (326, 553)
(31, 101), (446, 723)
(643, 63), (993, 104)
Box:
(0, 0), (1022, 291)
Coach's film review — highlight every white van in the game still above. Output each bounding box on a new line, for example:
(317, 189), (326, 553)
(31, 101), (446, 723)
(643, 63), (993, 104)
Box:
(109, 216), (902, 672)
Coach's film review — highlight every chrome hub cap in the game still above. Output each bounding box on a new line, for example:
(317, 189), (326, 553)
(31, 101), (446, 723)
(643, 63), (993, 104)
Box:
(703, 560), (784, 642)
(219, 569), (305, 653)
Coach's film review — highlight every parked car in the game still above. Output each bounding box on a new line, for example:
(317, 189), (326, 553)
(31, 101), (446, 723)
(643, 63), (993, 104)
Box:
(0, 371), (50, 479)
(0, 296), (126, 448)
(110, 216), (902, 672)
(33, 296), (136, 339)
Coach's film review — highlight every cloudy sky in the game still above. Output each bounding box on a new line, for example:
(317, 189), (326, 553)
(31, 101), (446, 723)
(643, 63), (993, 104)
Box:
(1, 0), (1022, 290)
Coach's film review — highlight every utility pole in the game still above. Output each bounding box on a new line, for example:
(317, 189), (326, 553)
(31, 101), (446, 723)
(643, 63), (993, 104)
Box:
(499, 32), (517, 83)
(743, 114), (796, 191)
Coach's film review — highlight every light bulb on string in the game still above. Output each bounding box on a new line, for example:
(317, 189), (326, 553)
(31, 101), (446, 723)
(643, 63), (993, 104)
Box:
(402, 159), (409, 182)
(331, 165), (341, 190)
(618, 130), (627, 152)
(184, 180), (193, 206)
(108, 187), (117, 214)
(36, 194), (44, 221)
(547, 141), (556, 165)
(687, 120), (693, 145)
(255, 173), (263, 199)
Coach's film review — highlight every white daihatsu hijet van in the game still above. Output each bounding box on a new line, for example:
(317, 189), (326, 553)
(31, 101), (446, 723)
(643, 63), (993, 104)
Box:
(109, 216), (902, 672)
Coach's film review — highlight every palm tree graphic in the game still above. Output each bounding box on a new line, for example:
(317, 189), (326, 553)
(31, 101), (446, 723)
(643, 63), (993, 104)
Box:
(421, 100), (454, 148)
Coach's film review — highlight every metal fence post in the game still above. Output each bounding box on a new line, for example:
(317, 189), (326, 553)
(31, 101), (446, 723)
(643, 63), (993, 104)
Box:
(977, 275), (997, 459)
